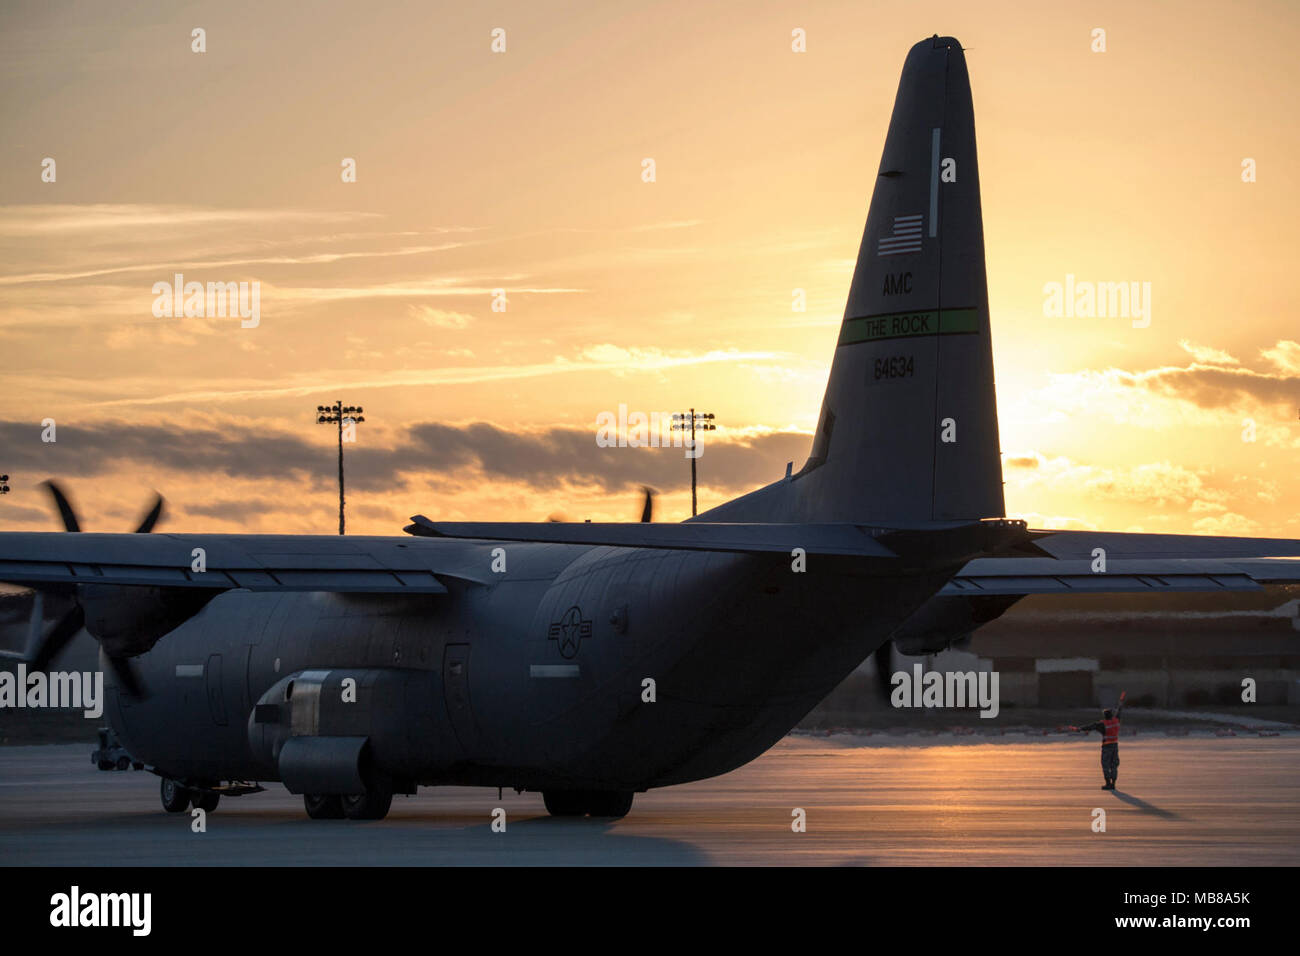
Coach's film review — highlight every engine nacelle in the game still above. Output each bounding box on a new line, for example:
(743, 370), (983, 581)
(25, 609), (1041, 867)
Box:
(79, 584), (215, 657)
(889, 594), (1022, 655)
(247, 668), (444, 792)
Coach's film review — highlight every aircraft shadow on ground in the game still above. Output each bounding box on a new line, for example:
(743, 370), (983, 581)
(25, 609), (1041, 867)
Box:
(1109, 790), (1181, 820)
(0, 811), (714, 866)
(438, 813), (713, 865)
(217, 808), (713, 865)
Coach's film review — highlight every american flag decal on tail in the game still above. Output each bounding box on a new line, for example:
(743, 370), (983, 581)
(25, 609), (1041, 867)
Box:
(877, 214), (923, 256)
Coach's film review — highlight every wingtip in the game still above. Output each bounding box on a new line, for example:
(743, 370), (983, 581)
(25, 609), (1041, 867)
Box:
(404, 515), (442, 537)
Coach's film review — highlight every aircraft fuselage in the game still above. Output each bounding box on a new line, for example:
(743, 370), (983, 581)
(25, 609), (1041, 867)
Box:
(107, 542), (950, 793)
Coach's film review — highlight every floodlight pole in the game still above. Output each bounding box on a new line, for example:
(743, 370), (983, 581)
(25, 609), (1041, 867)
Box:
(689, 410), (697, 517)
(672, 409), (717, 517)
(337, 411), (344, 534)
(315, 400), (365, 535)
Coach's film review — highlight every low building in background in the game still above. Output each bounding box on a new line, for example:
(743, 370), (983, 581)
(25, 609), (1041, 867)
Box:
(805, 589), (1300, 725)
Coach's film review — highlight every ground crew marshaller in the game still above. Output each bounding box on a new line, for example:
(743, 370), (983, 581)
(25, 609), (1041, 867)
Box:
(1074, 692), (1125, 790)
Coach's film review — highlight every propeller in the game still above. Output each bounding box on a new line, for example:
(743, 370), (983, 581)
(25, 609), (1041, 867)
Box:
(26, 480), (165, 698)
(547, 486), (658, 524)
(104, 651), (146, 699)
(134, 495), (164, 534)
(639, 486), (657, 523)
(28, 601), (84, 672)
(872, 641), (895, 701)
(43, 480), (81, 532)
(41, 480), (164, 535)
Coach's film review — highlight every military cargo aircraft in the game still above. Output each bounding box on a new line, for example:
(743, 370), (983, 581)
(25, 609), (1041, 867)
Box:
(4, 35), (1299, 821)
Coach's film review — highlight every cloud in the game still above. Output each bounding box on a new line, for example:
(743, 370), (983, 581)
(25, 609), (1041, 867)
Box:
(1260, 340), (1300, 375)
(0, 418), (812, 500)
(0, 204), (376, 237)
(182, 498), (286, 521)
(91, 346), (791, 407)
(1192, 512), (1260, 535)
(263, 278), (584, 307)
(0, 420), (335, 484)
(1178, 339), (1238, 365)
(1011, 455), (1227, 508)
(0, 241), (477, 287)
(1010, 339), (1300, 429)
(1120, 363), (1298, 412)
(408, 305), (475, 329)
(403, 422), (810, 494)
(1004, 453), (1042, 470)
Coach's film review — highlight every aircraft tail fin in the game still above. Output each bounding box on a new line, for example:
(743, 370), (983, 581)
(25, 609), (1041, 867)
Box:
(711, 36), (1004, 525)
(815, 35), (1003, 523)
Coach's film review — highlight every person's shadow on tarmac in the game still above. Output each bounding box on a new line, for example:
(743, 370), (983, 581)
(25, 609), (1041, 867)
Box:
(1109, 789), (1181, 820)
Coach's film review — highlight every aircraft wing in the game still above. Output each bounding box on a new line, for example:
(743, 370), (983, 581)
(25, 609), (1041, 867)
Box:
(0, 532), (490, 593)
(0, 517), (1033, 598)
(4, 525), (1298, 598)
(941, 529), (1300, 595)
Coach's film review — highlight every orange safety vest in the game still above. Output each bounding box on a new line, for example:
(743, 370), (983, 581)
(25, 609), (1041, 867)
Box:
(1102, 717), (1120, 744)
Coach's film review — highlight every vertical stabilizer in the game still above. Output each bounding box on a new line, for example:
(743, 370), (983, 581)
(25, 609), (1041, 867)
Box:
(703, 36), (1004, 526)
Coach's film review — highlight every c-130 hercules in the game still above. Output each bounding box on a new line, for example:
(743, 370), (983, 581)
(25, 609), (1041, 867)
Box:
(4, 35), (1299, 821)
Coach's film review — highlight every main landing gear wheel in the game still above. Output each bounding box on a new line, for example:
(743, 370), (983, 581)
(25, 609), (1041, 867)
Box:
(304, 794), (345, 819)
(543, 790), (634, 819)
(587, 791), (634, 818)
(160, 778), (190, 813)
(193, 791), (220, 812)
(341, 775), (393, 821)
(542, 790), (586, 816)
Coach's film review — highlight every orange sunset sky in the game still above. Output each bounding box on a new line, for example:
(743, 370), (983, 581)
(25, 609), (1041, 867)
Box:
(1, 0), (1297, 537)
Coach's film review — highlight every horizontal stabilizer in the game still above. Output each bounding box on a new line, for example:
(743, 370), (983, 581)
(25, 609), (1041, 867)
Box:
(943, 529), (1300, 595)
(406, 515), (1033, 566)
(1029, 529), (1300, 560)
(406, 517), (897, 557)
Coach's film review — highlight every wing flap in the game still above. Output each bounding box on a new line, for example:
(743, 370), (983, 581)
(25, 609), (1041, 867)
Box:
(941, 572), (1264, 595)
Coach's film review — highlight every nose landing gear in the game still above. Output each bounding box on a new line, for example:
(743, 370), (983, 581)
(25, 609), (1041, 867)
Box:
(159, 777), (223, 813)
(160, 777), (189, 813)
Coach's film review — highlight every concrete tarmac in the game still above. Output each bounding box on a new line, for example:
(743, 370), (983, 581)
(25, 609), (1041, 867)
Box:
(1, 735), (1296, 865)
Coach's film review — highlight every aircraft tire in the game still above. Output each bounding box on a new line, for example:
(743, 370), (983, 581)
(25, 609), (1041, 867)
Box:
(542, 790), (587, 816)
(160, 778), (190, 813)
(193, 791), (220, 812)
(342, 775), (393, 820)
(304, 794), (345, 819)
(586, 790), (634, 818)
